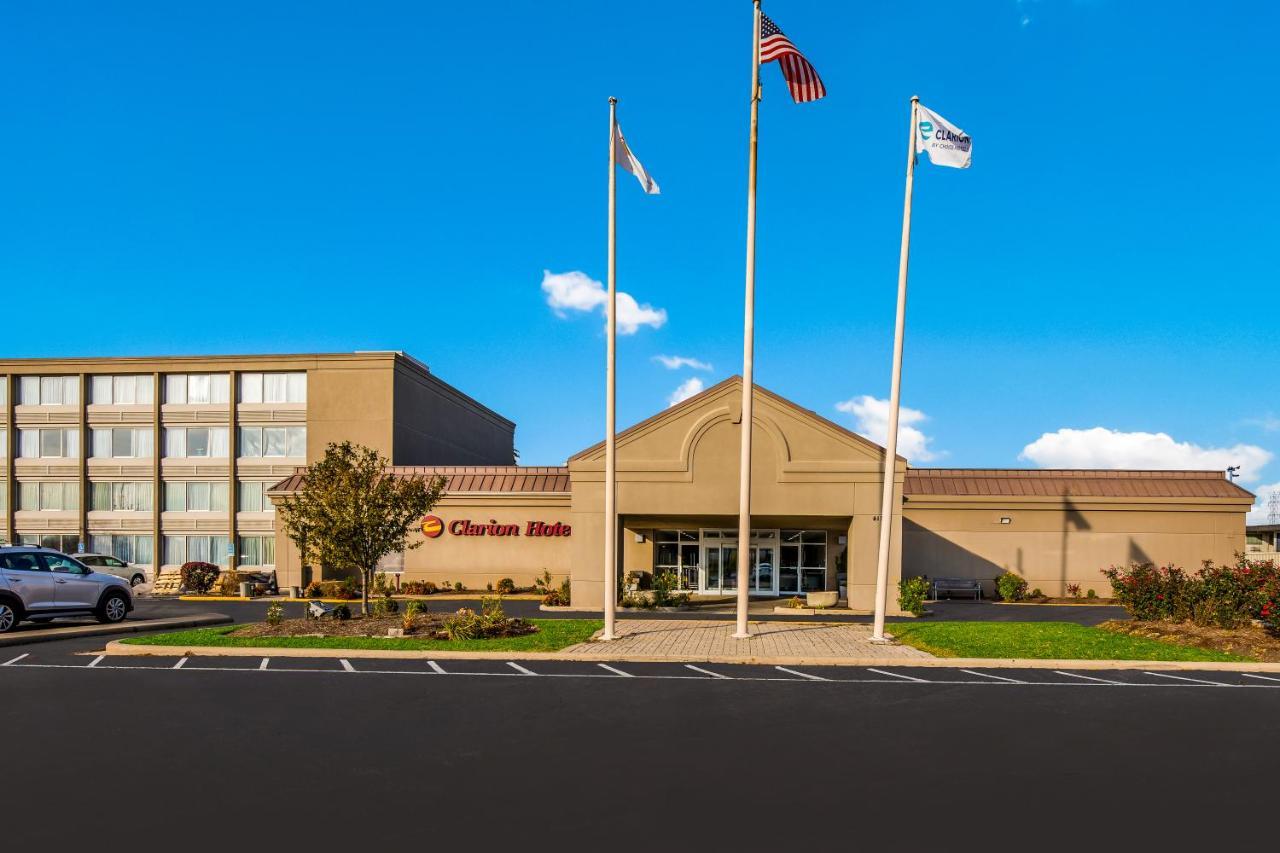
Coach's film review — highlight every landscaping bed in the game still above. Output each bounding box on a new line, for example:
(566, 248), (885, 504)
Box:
(120, 619), (602, 653)
(889, 621), (1246, 662)
(1099, 619), (1280, 663)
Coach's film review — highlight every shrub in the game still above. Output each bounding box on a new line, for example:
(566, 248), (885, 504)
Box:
(532, 570), (555, 595)
(995, 572), (1028, 602)
(333, 604), (352, 621)
(305, 580), (325, 598)
(1086, 588), (1098, 599)
(652, 571), (690, 608)
(454, 581), (465, 593)
(784, 596), (807, 609)
(400, 580), (438, 595)
(216, 570), (246, 597)
(1029, 588), (1044, 599)
(620, 592), (654, 609)
(1103, 555), (1280, 630)
(897, 576), (930, 616)
(180, 562), (220, 595)
(542, 578), (571, 607)
(371, 596), (400, 617)
(303, 579), (361, 600)
(371, 572), (391, 597)
(439, 597), (533, 640)
(402, 600), (422, 631)
(266, 601), (284, 626)
(1065, 583), (1082, 599)
(495, 577), (516, 595)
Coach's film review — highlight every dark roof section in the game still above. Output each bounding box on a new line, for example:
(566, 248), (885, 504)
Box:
(571, 376), (902, 462)
(268, 465), (570, 496)
(905, 469), (1255, 501)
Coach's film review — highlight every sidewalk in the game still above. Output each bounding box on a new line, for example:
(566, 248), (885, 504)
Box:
(562, 619), (931, 663)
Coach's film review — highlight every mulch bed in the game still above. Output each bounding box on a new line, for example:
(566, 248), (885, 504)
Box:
(1099, 619), (1280, 662)
(232, 613), (536, 641)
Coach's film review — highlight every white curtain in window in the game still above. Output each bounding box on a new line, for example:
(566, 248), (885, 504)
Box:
(209, 427), (229, 457)
(19, 376), (39, 405)
(240, 427), (262, 457)
(136, 428), (154, 457)
(165, 375), (187, 404)
(239, 481), (261, 512)
(164, 536), (185, 565)
(165, 483), (185, 512)
(264, 373), (288, 403)
(116, 376), (136, 404)
(66, 429), (79, 458)
(264, 427), (286, 457)
(92, 429), (111, 458)
(187, 374), (210, 404)
(165, 428), (186, 458)
(135, 535), (154, 564)
(287, 426), (306, 457)
(19, 429), (38, 458)
(91, 376), (113, 404)
(286, 373), (306, 403)
(187, 482), (210, 511)
(19, 482), (38, 510)
(240, 373), (263, 403)
(210, 482), (229, 512)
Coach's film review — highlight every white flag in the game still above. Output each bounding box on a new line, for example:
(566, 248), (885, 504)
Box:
(915, 104), (972, 169)
(613, 121), (660, 194)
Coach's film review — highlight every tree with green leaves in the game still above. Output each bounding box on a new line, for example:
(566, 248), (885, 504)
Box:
(277, 441), (444, 615)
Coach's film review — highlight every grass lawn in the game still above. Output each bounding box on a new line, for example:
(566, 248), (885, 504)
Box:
(890, 621), (1247, 662)
(121, 619), (602, 653)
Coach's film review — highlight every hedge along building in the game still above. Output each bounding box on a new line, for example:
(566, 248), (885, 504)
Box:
(269, 377), (1255, 608)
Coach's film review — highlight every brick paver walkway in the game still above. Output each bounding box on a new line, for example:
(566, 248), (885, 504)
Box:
(560, 619), (932, 663)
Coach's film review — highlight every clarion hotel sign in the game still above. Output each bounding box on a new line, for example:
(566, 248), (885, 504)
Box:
(420, 515), (571, 539)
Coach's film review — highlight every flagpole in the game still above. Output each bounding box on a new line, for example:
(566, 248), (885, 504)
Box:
(602, 96), (619, 641)
(733, 0), (763, 639)
(871, 95), (919, 643)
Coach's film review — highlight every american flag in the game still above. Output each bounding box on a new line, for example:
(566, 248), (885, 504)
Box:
(759, 13), (826, 103)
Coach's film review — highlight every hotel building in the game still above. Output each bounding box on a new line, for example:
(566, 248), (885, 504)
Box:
(0, 352), (514, 578)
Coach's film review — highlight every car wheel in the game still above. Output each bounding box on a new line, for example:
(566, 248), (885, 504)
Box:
(97, 592), (129, 624)
(0, 601), (19, 633)
(130, 574), (145, 588)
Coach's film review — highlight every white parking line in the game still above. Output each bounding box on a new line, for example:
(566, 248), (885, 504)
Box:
(427, 660), (446, 674)
(685, 664), (729, 679)
(866, 667), (928, 683)
(1054, 670), (1125, 685)
(598, 664), (633, 677)
(172, 657), (188, 669)
(775, 666), (829, 681)
(1242, 673), (1280, 684)
(1143, 671), (1231, 687)
(960, 669), (1025, 684)
(87, 655), (105, 668)
(339, 659), (355, 672)
(259, 658), (270, 671)
(2, 653), (29, 666)
(507, 661), (537, 676)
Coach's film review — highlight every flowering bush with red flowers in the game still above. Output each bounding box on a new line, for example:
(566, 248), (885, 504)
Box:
(1103, 554), (1280, 631)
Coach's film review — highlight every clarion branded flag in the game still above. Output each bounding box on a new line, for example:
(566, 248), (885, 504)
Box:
(915, 104), (972, 169)
(612, 121), (660, 194)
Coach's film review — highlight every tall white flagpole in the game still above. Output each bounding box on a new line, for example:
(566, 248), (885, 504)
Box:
(602, 96), (619, 641)
(871, 95), (919, 642)
(734, 0), (763, 640)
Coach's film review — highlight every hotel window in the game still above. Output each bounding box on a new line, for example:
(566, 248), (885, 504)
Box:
(18, 375), (79, 406)
(18, 533), (81, 553)
(239, 426), (306, 458)
(90, 374), (155, 405)
(239, 372), (307, 404)
(779, 530), (827, 594)
(91, 427), (154, 459)
(164, 373), (230, 405)
(239, 535), (276, 568)
(18, 428), (80, 458)
(164, 427), (229, 458)
(90, 534), (154, 565)
(164, 481), (229, 512)
(653, 530), (700, 591)
(164, 535), (230, 567)
(90, 481), (154, 512)
(238, 480), (276, 513)
(18, 481), (80, 511)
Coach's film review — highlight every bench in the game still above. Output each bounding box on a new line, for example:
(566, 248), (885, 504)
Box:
(930, 577), (983, 600)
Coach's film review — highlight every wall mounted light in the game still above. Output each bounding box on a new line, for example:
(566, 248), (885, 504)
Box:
(1000, 517), (1012, 525)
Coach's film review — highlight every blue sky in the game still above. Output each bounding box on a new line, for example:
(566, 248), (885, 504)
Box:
(3, 1), (1278, 514)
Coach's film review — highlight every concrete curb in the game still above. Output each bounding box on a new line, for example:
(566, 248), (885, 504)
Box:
(1, 614), (234, 647)
(99, 639), (1280, 672)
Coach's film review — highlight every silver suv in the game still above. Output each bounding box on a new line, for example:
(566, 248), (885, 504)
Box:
(0, 547), (134, 633)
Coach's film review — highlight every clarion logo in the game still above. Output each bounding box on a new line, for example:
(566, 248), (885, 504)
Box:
(918, 120), (934, 141)
(439, 519), (573, 538)
(420, 515), (444, 538)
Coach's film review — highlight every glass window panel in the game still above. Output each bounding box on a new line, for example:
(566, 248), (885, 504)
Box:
(41, 429), (61, 457)
(239, 481), (261, 512)
(165, 483), (185, 511)
(65, 429), (78, 458)
(801, 531), (827, 544)
(210, 375), (230, 404)
(40, 376), (61, 405)
(19, 430), (38, 457)
(93, 429), (111, 458)
(19, 376), (39, 405)
(92, 376), (113, 403)
(187, 374), (210, 404)
(240, 427), (262, 457)
(241, 536), (259, 566)
(19, 482), (38, 510)
(135, 535), (153, 564)
(801, 544), (826, 568)
(209, 427), (228, 457)
(136, 428), (153, 457)
(164, 536), (184, 565)
(39, 482), (60, 510)
(654, 542), (679, 567)
(186, 429), (210, 458)
(800, 569), (825, 593)
(165, 375), (187, 404)
(187, 482), (210, 511)
(113, 376), (136, 404)
(213, 536), (230, 566)
(679, 530), (699, 541)
(136, 482), (153, 512)
(240, 373), (263, 404)
(264, 427), (286, 457)
(779, 545), (799, 568)
(136, 376), (154, 404)
(210, 482), (228, 512)
(286, 426), (306, 457)
(286, 373), (306, 403)
(781, 529), (803, 543)
(165, 428), (186, 458)
(91, 534), (109, 554)
(92, 482), (111, 511)
(64, 377), (79, 405)
(112, 428), (132, 457)
(263, 373), (288, 403)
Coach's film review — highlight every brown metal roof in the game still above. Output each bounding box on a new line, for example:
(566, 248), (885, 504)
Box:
(268, 465), (570, 496)
(904, 469), (1255, 501)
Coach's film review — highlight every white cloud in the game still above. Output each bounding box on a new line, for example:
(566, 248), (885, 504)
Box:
(835, 395), (940, 462)
(1248, 482), (1280, 525)
(667, 377), (705, 407)
(653, 355), (712, 371)
(540, 269), (666, 335)
(1019, 427), (1273, 482)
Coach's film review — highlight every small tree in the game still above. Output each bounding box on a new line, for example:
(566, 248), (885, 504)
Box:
(277, 442), (444, 615)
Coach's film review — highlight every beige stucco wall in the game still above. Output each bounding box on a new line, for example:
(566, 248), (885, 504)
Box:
(903, 499), (1250, 596)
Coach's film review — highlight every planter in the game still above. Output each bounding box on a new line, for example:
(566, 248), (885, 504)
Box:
(806, 591), (839, 609)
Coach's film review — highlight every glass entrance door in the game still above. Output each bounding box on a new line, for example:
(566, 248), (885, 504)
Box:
(699, 535), (777, 594)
